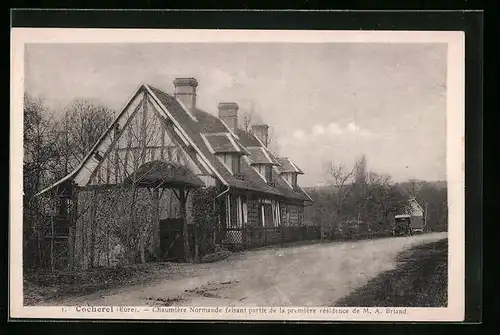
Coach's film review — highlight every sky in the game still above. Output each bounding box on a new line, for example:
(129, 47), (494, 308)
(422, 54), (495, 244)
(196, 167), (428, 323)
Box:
(25, 42), (447, 186)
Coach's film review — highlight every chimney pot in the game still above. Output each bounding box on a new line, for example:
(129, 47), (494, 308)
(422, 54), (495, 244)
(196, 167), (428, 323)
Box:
(218, 102), (239, 132)
(173, 77), (198, 110)
(251, 124), (269, 147)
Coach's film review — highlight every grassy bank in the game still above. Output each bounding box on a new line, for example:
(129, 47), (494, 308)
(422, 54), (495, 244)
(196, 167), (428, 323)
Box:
(23, 250), (235, 306)
(335, 238), (448, 307)
(23, 262), (185, 305)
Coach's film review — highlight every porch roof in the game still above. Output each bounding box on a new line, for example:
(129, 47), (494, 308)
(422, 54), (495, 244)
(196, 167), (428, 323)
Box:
(123, 160), (205, 189)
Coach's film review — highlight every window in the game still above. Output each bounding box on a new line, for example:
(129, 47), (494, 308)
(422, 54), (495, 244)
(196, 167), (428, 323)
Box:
(218, 153), (242, 176)
(220, 153), (230, 166)
(229, 195), (238, 227)
(286, 207), (290, 226)
(232, 155), (241, 175)
(265, 165), (272, 183)
(291, 173), (298, 189)
(273, 202), (281, 227)
(237, 196), (243, 227)
(242, 198), (248, 225)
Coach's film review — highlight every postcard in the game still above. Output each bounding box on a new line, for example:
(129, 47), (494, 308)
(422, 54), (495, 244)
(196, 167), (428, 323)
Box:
(10, 28), (465, 321)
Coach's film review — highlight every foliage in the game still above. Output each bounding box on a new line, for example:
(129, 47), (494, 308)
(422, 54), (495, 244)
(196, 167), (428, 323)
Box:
(305, 155), (447, 238)
(192, 187), (219, 226)
(191, 187), (219, 261)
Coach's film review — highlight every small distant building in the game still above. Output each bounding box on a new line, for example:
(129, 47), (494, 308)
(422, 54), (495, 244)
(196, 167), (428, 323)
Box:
(400, 197), (426, 232)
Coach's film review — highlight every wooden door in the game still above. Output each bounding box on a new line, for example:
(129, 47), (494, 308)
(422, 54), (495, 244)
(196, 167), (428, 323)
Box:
(159, 218), (184, 262)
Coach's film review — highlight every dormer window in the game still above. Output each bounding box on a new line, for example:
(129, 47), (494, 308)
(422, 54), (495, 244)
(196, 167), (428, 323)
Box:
(282, 172), (299, 190)
(202, 132), (247, 179)
(247, 146), (280, 186)
(217, 153), (242, 177)
(254, 164), (273, 185)
(276, 157), (304, 190)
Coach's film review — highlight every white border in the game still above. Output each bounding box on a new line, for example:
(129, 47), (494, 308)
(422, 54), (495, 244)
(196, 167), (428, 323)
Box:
(10, 28), (465, 321)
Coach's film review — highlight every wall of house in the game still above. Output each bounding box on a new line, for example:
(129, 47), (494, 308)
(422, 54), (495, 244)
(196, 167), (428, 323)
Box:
(222, 194), (295, 229)
(247, 199), (261, 227)
(218, 196), (305, 229)
(298, 205), (304, 225)
(285, 204), (301, 226)
(411, 207), (424, 217)
(410, 216), (425, 230)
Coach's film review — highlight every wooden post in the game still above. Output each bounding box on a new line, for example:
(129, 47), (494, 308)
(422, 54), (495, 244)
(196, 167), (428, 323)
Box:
(152, 187), (160, 259)
(89, 189), (98, 268)
(140, 93), (148, 165)
(50, 215), (54, 272)
(192, 189), (199, 263)
(424, 202), (428, 232)
(179, 187), (191, 263)
(106, 190), (110, 267)
(69, 187), (78, 270)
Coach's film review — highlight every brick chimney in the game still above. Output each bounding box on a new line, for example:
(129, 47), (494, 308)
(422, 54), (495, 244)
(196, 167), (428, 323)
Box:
(251, 124), (269, 147)
(173, 77), (198, 110)
(218, 102), (239, 132)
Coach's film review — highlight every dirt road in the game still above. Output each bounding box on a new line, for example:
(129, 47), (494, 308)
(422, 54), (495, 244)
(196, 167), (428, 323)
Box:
(44, 232), (447, 307)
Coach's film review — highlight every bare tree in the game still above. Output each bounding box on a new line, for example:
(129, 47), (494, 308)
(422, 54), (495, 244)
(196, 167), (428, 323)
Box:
(327, 161), (356, 191)
(55, 99), (115, 174)
(23, 93), (63, 269)
(364, 173), (409, 226)
(240, 106), (255, 132)
(239, 102), (280, 156)
(266, 127), (281, 157)
(354, 154), (367, 184)
(324, 160), (357, 233)
(23, 93), (61, 195)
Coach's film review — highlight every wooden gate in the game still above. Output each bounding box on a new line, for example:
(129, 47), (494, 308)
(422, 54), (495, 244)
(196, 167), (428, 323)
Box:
(159, 218), (185, 262)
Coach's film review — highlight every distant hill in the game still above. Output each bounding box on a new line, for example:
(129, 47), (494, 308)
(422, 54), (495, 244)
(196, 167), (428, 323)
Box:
(303, 184), (336, 194)
(398, 180), (448, 193)
(304, 180), (447, 194)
